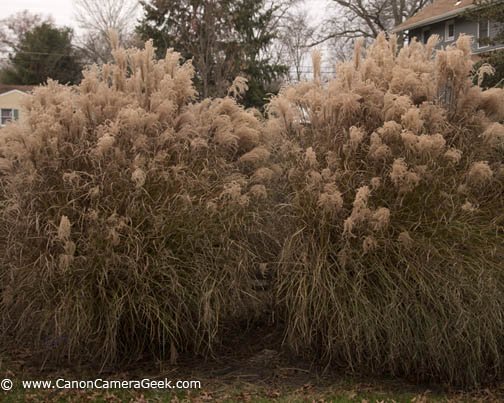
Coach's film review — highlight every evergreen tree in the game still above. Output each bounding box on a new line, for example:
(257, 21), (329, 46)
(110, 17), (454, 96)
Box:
(136, 0), (288, 107)
(1, 22), (82, 85)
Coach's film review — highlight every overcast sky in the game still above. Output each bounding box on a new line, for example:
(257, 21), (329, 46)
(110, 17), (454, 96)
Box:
(2, 0), (333, 30)
(2, 0), (76, 27)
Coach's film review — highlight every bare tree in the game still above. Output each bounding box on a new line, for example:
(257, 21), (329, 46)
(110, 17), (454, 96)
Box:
(277, 10), (316, 81)
(74, 0), (140, 64)
(312, 0), (433, 49)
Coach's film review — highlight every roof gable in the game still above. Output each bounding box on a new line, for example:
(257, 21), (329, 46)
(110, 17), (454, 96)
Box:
(0, 89), (31, 97)
(393, 0), (475, 32)
(0, 84), (34, 95)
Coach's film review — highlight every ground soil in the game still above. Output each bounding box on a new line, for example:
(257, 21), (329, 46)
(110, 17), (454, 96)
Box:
(1, 325), (504, 402)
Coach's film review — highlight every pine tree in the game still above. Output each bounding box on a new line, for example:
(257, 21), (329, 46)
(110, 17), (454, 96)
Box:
(136, 0), (288, 107)
(1, 22), (82, 85)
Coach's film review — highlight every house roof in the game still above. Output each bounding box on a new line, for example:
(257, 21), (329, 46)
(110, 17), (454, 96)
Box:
(0, 84), (34, 95)
(393, 0), (476, 33)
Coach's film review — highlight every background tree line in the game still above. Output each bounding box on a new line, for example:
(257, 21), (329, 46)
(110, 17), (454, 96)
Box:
(0, 0), (298, 107)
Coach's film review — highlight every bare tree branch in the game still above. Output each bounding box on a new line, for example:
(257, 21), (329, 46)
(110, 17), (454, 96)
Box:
(73, 0), (140, 64)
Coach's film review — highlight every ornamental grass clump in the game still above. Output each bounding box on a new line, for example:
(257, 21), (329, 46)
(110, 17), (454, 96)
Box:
(0, 37), (276, 364)
(273, 34), (504, 386)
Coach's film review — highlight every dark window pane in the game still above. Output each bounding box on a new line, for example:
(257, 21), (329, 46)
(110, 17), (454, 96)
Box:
(1, 109), (12, 118)
(479, 19), (489, 39)
(448, 23), (454, 38)
(423, 30), (431, 44)
(1, 109), (13, 125)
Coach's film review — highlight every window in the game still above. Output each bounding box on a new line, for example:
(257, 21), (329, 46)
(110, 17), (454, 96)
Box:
(422, 27), (431, 44)
(0, 108), (18, 126)
(478, 19), (490, 48)
(445, 20), (455, 41)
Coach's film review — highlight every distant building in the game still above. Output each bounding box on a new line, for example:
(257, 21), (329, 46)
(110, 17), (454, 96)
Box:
(393, 0), (504, 55)
(0, 84), (33, 127)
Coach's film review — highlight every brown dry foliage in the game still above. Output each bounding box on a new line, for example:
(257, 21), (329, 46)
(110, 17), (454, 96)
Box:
(0, 34), (504, 387)
(0, 40), (276, 364)
(272, 34), (504, 386)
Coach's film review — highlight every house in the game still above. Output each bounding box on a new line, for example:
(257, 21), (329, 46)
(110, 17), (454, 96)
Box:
(0, 84), (33, 127)
(392, 0), (504, 55)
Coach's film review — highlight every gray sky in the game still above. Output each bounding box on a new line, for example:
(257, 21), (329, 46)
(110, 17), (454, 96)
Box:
(2, 0), (332, 29)
(2, 0), (76, 27)
(1, 0), (334, 79)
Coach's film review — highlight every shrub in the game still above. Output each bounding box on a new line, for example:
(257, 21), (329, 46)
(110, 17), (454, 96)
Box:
(0, 38), (276, 364)
(272, 34), (504, 386)
(473, 49), (504, 89)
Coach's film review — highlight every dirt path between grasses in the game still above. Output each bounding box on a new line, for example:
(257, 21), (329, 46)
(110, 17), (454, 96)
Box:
(2, 328), (504, 402)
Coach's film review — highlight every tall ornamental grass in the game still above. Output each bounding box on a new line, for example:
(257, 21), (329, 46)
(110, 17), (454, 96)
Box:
(271, 34), (504, 386)
(0, 36), (276, 364)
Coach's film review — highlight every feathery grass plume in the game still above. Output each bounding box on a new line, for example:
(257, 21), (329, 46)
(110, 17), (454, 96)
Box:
(401, 108), (423, 134)
(108, 29), (120, 52)
(266, 96), (296, 128)
(57, 216), (71, 242)
(368, 132), (392, 161)
(476, 63), (495, 87)
(239, 146), (271, 166)
(370, 207), (390, 232)
(346, 126), (365, 153)
(251, 167), (275, 184)
(478, 88), (504, 121)
(131, 168), (147, 188)
(384, 93), (412, 121)
(0, 38), (275, 367)
(378, 121), (402, 142)
(343, 186), (371, 235)
(190, 137), (209, 151)
(481, 122), (504, 148)
(390, 158), (420, 193)
(272, 33), (504, 387)
(370, 177), (381, 190)
(362, 235), (378, 253)
(304, 147), (318, 168)
(467, 161), (493, 186)
(248, 184), (267, 200)
(353, 38), (364, 70)
(415, 133), (446, 157)
(312, 50), (322, 82)
(227, 76), (249, 99)
(443, 147), (462, 164)
(317, 183), (344, 216)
